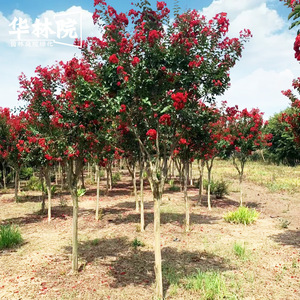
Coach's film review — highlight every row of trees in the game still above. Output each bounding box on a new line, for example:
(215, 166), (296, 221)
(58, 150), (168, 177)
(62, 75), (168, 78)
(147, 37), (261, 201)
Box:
(2, 0), (299, 298)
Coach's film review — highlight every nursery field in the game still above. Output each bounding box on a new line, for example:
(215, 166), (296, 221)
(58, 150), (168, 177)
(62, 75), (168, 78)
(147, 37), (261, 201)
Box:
(0, 160), (299, 300)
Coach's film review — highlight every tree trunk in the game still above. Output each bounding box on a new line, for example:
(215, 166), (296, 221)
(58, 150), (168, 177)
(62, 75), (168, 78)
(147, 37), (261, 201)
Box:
(55, 165), (58, 185)
(95, 164), (101, 220)
(207, 169), (212, 210)
(184, 160), (190, 232)
(67, 158), (82, 273)
(61, 163), (66, 191)
(171, 159), (175, 178)
(40, 168), (45, 213)
(133, 163), (139, 212)
(153, 183), (163, 299)
(44, 165), (52, 222)
(239, 162), (245, 206)
(197, 159), (205, 205)
(109, 164), (113, 190)
(105, 166), (109, 194)
(80, 168), (85, 189)
(71, 187), (79, 272)
(189, 161), (193, 186)
(140, 159), (145, 232)
(2, 162), (6, 190)
(14, 168), (19, 202)
(87, 162), (90, 178)
(233, 156), (245, 206)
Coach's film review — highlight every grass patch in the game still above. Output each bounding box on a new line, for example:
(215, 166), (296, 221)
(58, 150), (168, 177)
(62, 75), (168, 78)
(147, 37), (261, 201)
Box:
(183, 270), (229, 299)
(233, 242), (249, 260)
(112, 172), (121, 184)
(224, 206), (259, 225)
(131, 238), (145, 249)
(203, 179), (229, 199)
(278, 218), (290, 229)
(169, 185), (181, 192)
(0, 224), (23, 250)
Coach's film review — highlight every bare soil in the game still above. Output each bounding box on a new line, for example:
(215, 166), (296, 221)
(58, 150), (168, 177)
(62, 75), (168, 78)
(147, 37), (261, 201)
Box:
(0, 171), (299, 299)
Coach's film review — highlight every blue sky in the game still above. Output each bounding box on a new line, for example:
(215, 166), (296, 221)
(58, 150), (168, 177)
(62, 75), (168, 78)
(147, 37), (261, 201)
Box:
(0, 0), (299, 118)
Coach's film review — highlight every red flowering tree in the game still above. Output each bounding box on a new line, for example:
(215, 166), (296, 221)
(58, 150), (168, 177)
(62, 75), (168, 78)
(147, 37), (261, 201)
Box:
(0, 108), (12, 190)
(19, 64), (71, 222)
(197, 103), (236, 210)
(281, 77), (300, 144)
(19, 57), (108, 272)
(227, 107), (272, 205)
(81, 1), (251, 297)
(0, 109), (30, 201)
(280, 0), (300, 60)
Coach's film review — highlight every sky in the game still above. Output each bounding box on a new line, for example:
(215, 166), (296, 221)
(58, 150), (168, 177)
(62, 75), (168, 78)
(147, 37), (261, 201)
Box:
(0, 0), (299, 119)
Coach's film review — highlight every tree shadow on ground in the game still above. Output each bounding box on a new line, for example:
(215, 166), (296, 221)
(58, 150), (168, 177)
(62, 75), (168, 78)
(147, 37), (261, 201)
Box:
(64, 236), (233, 296)
(190, 194), (240, 209)
(105, 201), (221, 228)
(245, 201), (261, 208)
(0, 205), (95, 226)
(269, 230), (300, 249)
(16, 195), (43, 203)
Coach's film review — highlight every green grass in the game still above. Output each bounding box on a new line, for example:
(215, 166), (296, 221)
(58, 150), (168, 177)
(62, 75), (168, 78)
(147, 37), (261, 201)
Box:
(112, 172), (121, 184)
(169, 185), (181, 192)
(203, 179), (229, 199)
(205, 159), (300, 194)
(224, 206), (259, 225)
(183, 270), (229, 299)
(131, 238), (145, 249)
(233, 242), (249, 260)
(0, 224), (23, 250)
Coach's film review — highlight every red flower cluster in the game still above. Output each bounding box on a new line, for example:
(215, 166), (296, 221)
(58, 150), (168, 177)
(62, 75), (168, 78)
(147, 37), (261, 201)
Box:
(109, 54), (119, 64)
(212, 79), (222, 87)
(171, 92), (188, 110)
(146, 129), (157, 140)
(157, 1), (167, 10)
(294, 34), (300, 61)
(178, 138), (188, 145)
(120, 104), (126, 113)
(131, 56), (140, 66)
(159, 114), (171, 126)
(148, 30), (161, 44)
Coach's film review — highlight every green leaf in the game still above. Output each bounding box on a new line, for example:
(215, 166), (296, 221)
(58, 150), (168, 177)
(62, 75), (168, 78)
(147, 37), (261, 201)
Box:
(141, 97), (151, 106)
(160, 105), (172, 114)
(290, 20), (300, 30)
(288, 5), (300, 20)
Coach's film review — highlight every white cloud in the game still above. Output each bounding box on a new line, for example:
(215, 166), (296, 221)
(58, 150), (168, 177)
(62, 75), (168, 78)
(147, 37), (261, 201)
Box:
(202, 0), (300, 118)
(0, 6), (100, 110)
(222, 68), (293, 119)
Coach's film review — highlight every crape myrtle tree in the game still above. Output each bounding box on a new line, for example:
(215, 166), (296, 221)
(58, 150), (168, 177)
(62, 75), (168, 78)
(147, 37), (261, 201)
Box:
(80, 1), (251, 297)
(199, 103), (235, 210)
(228, 107), (272, 205)
(116, 117), (143, 212)
(0, 108), (12, 190)
(264, 108), (300, 166)
(173, 102), (215, 229)
(19, 57), (108, 272)
(0, 110), (29, 201)
(281, 77), (300, 147)
(280, 0), (300, 60)
(19, 65), (64, 221)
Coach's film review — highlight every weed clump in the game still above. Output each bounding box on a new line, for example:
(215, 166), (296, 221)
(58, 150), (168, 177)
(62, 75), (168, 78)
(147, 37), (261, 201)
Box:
(131, 238), (145, 249)
(203, 179), (229, 199)
(224, 206), (259, 225)
(0, 224), (23, 250)
(233, 241), (250, 261)
(183, 270), (228, 299)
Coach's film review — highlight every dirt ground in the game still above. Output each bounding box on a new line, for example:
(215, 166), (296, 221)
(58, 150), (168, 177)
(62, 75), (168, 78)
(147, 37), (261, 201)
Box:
(0, 171), (299, 299)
